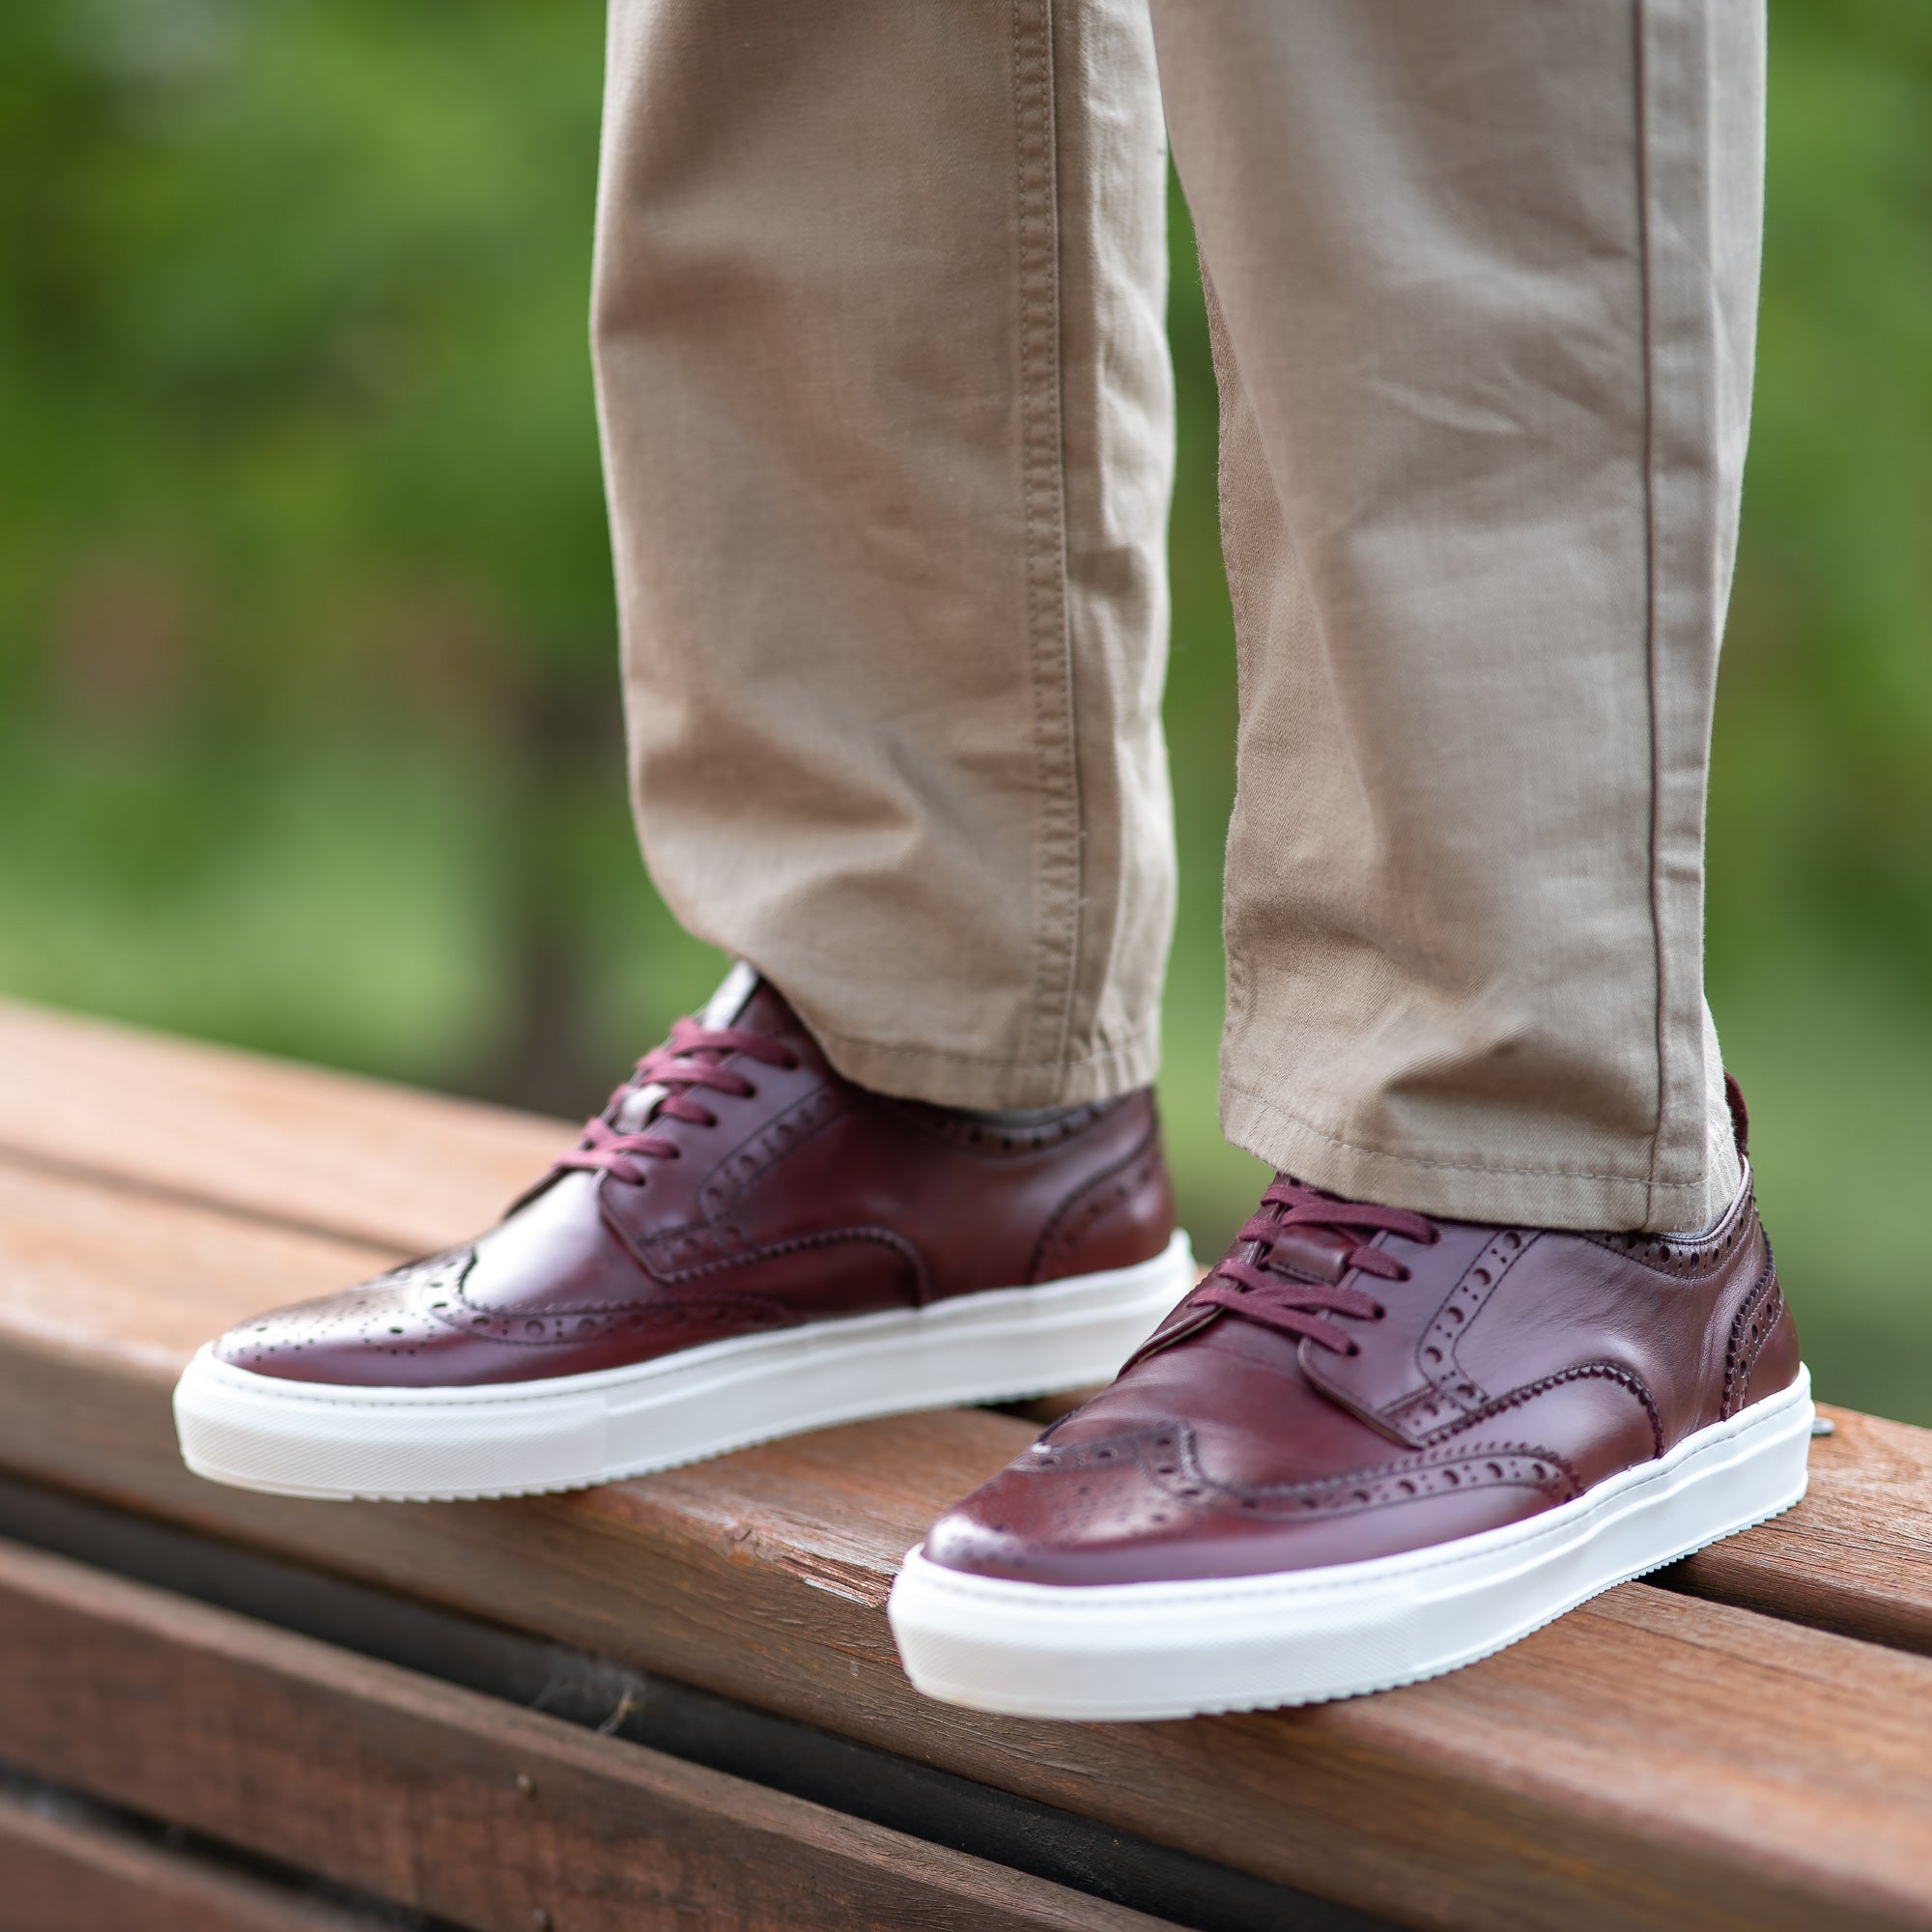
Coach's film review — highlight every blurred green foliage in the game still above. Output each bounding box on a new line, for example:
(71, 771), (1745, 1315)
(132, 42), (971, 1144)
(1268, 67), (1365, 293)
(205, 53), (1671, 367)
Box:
(2, 1), (1927, 1420)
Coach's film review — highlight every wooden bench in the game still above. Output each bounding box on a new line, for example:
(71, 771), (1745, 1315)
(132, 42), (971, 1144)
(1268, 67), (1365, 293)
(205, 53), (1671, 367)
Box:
(0, 996), (1927, 1931)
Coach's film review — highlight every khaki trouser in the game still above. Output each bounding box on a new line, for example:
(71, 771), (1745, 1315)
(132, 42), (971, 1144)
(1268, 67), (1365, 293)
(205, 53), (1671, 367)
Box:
(592, 1), (1761, 1235)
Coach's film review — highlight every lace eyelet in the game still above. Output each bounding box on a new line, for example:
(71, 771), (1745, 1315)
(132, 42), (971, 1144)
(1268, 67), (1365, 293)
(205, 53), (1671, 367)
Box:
(1346, 1342), (1362, 1357)
(740, 1085), (757, 1100)
(1396, 1266), (1412, 1283)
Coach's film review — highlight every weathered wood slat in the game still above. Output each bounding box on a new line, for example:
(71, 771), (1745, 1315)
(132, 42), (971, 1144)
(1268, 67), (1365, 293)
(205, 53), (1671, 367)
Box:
(0, 1165), (1929, 1928)
(1667, 1404), (1932, 1655)
(0, 1157), (392, 1374)
(0, 1535), (1167, 1932)
(0, 996), (560, 1253)
(0, 1784), (372, 1932)
(3, 994), (1927, 1662)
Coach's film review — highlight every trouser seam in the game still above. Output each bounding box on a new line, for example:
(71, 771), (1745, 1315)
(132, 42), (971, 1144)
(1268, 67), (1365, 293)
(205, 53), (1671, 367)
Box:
(1012, 0), (1082, 1091)
(1634, 0), (1669, 1230)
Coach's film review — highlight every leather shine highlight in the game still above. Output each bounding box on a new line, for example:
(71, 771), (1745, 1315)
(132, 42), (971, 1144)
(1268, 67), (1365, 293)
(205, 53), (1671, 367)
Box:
(213, 980), (1177, 1389)
(923, 1142), (1801, 1588)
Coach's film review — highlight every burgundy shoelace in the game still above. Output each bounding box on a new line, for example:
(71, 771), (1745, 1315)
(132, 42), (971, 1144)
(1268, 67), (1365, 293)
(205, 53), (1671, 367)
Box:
(1188, 1177), (1439, 1356)
(551, 1017), (800, 1186)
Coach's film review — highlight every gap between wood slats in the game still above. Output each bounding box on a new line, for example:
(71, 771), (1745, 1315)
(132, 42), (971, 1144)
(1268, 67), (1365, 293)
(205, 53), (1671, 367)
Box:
(0, 1535), (1176, 1932)
(0, 1472), (1376, 1932)
(0, 1768), (442, 1932)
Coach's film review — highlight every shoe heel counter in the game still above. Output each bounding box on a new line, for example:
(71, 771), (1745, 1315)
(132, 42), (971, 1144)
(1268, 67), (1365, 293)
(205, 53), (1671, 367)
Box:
(1741, 1285), (1802, 1412)
(1726, 1224), (1801, 1416)
(1027, 1097), (1177, 1285)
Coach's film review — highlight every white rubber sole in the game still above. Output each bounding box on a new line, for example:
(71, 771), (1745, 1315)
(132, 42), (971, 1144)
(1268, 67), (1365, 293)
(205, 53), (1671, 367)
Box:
(172, 1232), (1195, 1502)
(888, 1366), (1813, 1720)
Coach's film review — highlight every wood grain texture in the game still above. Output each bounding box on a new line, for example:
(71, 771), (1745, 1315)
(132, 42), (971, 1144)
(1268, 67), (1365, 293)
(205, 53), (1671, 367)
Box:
(2, 1005), (1930, 1930)
(0, 1785), (372, 1932)
(0, 995), (563, 1253)
(2, 999), (1925, 1666)
(0, 1159), (394, 1375)
(0, 1536), (1168, 1932)
(1663, 1404), (1932, 1655)
(0, 1183), (1928, 1930)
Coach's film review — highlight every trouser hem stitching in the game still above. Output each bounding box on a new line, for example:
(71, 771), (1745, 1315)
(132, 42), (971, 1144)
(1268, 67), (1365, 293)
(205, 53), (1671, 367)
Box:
(1222, 1077), (1710, 1194)
(813, 1017), (1159, 1075)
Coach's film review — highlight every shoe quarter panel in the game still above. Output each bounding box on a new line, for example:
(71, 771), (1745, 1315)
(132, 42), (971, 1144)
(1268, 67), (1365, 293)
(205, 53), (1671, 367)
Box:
(1296, 1221), (1500, 1429)
(583, 1083), (918, 1320)
(1455, 1216), (1769, 1449)
(1453, 1237), (1674, 1419)
(1453, 1371), (1662, 1492)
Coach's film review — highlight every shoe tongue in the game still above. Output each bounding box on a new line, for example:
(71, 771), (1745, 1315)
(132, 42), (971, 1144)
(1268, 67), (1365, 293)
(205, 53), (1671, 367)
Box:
(715, 965), (813, 1044)
(610, 961), (777, 1133)
(699, 958), (761, 1029)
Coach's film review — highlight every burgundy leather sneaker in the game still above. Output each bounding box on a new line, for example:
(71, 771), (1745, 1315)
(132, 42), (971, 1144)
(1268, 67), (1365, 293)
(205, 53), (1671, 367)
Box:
(889, 1092), (1810, 1719)
(173, 965), (1193, 1501)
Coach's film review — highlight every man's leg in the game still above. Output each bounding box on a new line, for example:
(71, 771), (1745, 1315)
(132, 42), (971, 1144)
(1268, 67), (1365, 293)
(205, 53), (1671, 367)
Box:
(892, 1), (1811, 1722)
(593, 0), (1178, 1109)
(173, 0), (1198, 1504)
(1156, 0), (1761, 1235)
